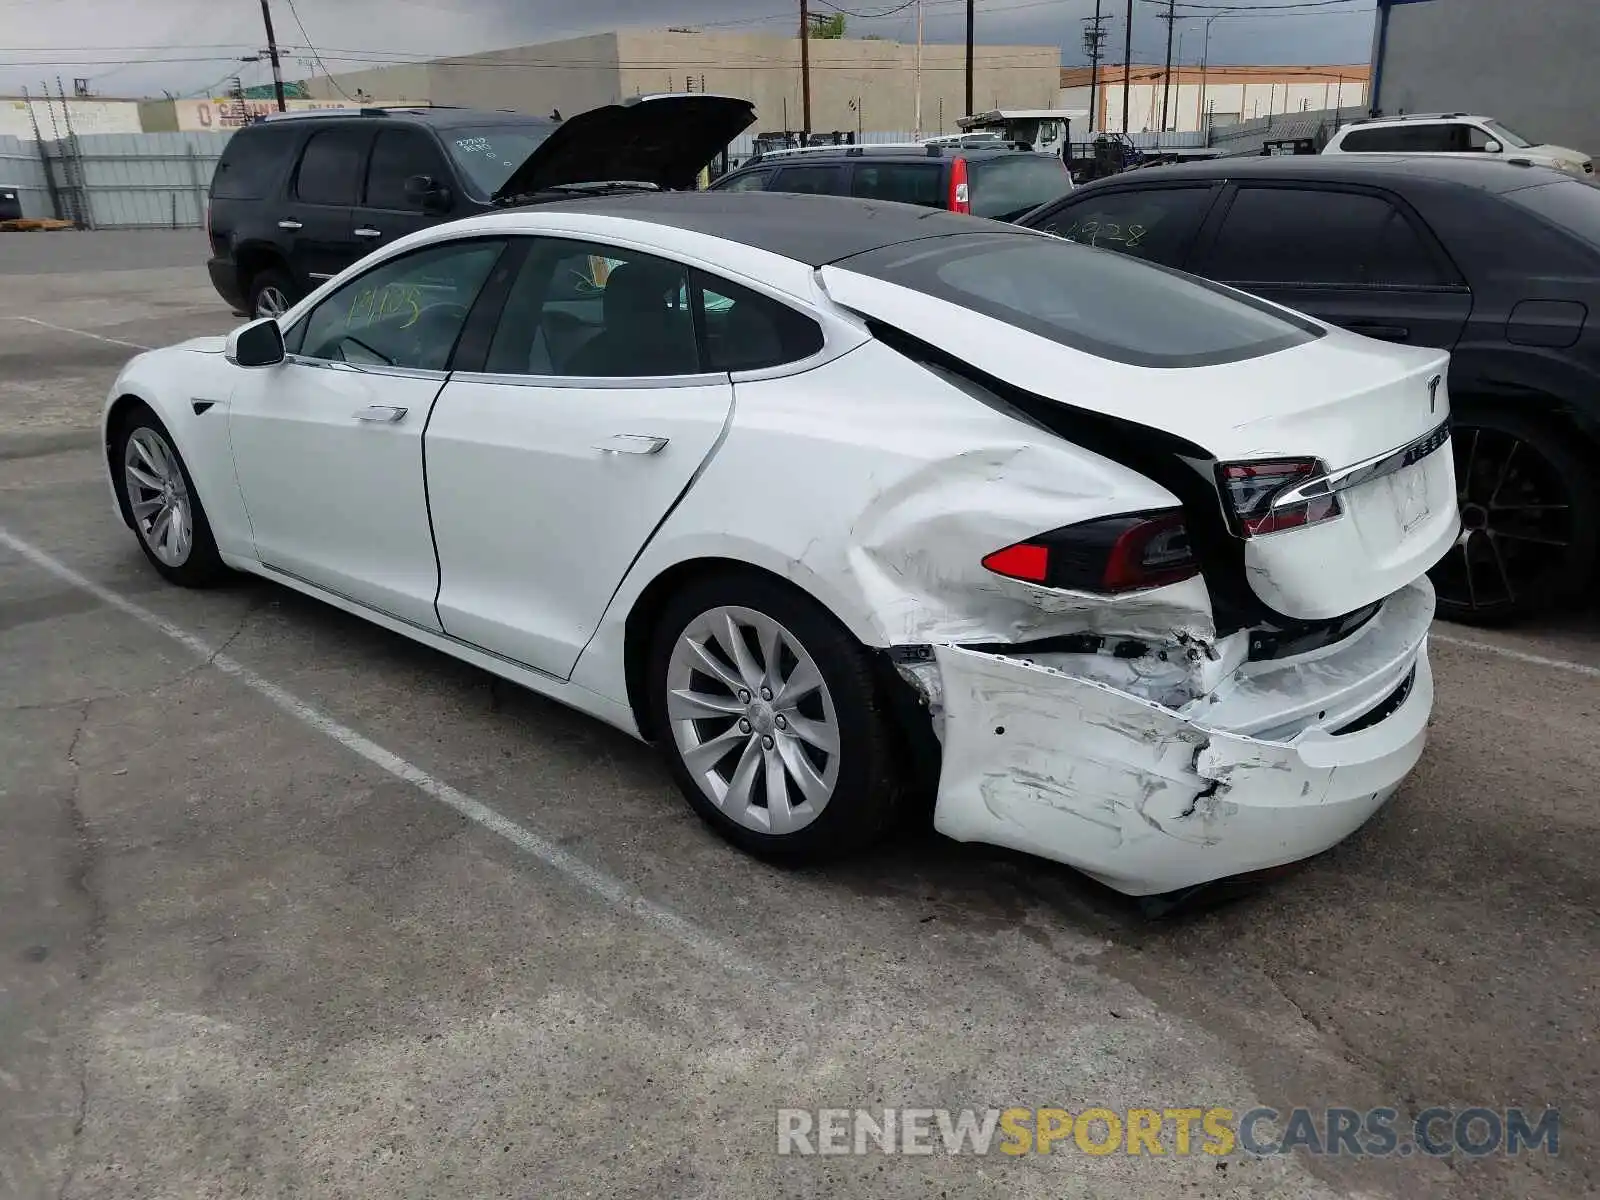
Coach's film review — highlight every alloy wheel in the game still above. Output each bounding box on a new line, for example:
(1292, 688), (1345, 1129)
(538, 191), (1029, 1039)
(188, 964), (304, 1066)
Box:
(123, 427), (193, 567)
(1431, 425), (1576, 616)
(254, 286), (289, 319)
(665, 605), (841, 836)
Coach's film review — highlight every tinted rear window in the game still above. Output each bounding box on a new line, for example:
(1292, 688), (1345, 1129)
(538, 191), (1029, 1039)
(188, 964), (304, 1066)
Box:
(969, 155), (1072, 220)
(839, 231), (1322, 368)
(211, 124), (298, 199)
(446, 125), (555, 197)
(1507, 180), (1600, 249)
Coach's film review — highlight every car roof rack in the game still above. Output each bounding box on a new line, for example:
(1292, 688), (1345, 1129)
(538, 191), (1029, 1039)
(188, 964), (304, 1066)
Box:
(1347, 111), (1475, 126)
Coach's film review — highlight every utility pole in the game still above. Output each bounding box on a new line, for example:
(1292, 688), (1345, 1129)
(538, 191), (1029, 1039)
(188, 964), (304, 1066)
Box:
(1159, 0), (1176, 132)
(914, 0), (924, 139)
(799, 0), (811, 137)
(1082, 1), (1107, 131)
(259, 0), (287, 112)
(1120, 0), (1133, 133)
(964, 0), (975, 119)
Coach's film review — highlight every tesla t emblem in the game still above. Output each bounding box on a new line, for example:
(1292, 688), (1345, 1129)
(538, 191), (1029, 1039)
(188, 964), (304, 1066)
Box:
(1427, 374), (1441, 414)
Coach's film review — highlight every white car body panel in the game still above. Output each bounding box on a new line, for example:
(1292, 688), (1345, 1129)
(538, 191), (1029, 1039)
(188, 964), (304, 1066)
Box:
(102, 203), (1455, 896)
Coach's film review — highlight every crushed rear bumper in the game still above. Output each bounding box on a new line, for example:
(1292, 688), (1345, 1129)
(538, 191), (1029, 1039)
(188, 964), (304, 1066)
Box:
(928, 580), (1435, 896)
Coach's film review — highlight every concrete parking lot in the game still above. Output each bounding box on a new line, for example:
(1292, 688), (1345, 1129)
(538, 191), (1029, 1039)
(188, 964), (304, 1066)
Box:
(2, 230), (1597, 1200)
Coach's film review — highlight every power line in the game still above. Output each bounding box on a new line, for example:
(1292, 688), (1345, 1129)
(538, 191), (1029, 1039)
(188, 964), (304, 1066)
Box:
(281, 0), (357, 100)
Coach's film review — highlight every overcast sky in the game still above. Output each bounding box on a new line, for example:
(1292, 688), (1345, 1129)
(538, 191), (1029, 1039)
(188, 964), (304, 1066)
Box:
(2, 0), (1379, 99)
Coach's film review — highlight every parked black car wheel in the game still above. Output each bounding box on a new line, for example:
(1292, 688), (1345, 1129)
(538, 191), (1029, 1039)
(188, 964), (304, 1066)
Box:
(248, 267), (297, 320)
(1430, 407), (1599, 625)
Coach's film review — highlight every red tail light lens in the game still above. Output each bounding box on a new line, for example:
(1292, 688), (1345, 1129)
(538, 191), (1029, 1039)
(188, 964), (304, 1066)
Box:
(1217, 458), (1341, 537)
(949, 156), (971, 214)
(982, 509), (1199, 594)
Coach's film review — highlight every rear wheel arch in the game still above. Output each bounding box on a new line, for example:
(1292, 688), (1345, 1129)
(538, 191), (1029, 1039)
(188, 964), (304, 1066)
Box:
(235, 241), (294, 296)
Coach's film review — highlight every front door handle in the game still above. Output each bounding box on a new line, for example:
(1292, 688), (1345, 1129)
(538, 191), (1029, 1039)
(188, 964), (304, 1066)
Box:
(277, 218), (303, 230)
(354, 405), (408, 423)
(1347, 322), (1410, 342)
(593, 434), (669, 455)
(354, 226), (383, 240)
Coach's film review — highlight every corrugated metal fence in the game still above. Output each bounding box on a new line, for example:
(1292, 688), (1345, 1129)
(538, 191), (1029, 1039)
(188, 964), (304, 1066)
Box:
(0, 131), (233, 229)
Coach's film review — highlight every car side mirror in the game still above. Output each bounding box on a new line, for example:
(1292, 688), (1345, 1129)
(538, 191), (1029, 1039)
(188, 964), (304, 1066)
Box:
(1483, 139), (1502, 154)
(226, 317), (285, 368)
(405, 174), (452, 213)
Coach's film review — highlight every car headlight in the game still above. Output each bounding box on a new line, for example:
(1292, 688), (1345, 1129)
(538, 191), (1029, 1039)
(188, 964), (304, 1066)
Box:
(1557, 159), (1585, 175)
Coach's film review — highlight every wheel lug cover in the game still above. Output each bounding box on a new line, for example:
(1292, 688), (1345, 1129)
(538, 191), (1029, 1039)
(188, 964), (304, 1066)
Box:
(761, 735), (775, 749)
(760, 687), (773, 701)
(738, 689), (751, 703)
(775, 715), (787, 729)
(739, 718), (751, 733)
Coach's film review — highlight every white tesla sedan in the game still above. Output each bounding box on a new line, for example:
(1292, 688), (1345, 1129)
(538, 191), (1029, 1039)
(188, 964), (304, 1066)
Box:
(103, 189), (1458, 898)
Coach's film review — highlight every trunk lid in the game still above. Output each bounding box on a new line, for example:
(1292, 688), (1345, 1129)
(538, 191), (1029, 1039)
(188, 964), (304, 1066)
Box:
(491, 93), (756, 201)
(819, 256), (1458, 620)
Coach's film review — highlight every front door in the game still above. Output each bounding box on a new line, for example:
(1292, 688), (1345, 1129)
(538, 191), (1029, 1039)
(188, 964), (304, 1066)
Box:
(1188, 183), (1472, 350)
(349, 126), (457, 258)
(426, 237), (737, 678)
(227, 236), (508, 628)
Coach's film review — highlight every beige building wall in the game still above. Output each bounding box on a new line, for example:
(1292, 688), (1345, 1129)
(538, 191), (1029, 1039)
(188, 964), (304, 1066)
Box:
(307, 30), (1061, 134)
(303, 63), (434, 104)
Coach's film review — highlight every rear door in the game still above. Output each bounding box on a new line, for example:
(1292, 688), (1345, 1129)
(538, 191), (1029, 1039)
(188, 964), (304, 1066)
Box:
(349, 126), (455, 253)
(283, 125), (374, 287)
(1188, 183), (1472, 350)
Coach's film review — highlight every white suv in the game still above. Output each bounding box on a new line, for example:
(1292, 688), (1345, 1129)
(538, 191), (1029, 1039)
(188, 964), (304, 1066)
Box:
(1323, 113), (1594, 180)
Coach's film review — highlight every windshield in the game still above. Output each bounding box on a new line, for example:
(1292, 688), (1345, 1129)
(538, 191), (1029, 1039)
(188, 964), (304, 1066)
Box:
(1484, 120), (1533, 149)
(838, 231), (1322, 368)
(1507, 180), (1600, 249)
(446, 125), (554, 197)
(969, 155), (1073, 221)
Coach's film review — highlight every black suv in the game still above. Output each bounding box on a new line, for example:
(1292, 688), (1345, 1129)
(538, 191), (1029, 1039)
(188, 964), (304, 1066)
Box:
(709, 141), (1074, 222)
(1021, 155), (1600, 624)
(205, 95), (756, 319)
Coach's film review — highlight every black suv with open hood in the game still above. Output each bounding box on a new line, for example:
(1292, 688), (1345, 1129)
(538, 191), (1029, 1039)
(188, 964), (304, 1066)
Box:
(204, 94), (756, 318)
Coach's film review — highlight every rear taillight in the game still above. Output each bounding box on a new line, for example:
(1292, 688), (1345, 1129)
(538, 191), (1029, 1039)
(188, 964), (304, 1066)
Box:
(1216, 458), (1341, 537)
(981, 509), (1198, 594)
(949, 156), (970, 213)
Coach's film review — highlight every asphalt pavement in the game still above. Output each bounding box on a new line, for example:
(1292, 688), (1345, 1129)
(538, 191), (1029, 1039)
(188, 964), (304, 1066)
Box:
(1, 230), (1596, 1200)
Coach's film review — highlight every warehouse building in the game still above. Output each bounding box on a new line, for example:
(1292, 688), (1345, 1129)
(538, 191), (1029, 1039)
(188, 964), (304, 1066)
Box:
(302, 29), (1062, 135)
(1060, 64), (1367, 135)
(1371, 0), (1597, 154)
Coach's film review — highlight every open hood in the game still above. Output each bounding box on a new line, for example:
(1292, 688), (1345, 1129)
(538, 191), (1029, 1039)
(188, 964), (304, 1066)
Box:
(491, 94), (756, 201)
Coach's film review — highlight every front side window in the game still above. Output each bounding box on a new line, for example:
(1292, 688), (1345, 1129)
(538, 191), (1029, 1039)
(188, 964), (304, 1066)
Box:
(294, 128), (371, 206)
(1042, 186), (1214, 265)
(292, 239), (504, 370)
(1483, 119), (1533, 149)
(850, 162), (943, 208)
(1193, 187), (1448, 287)
(484, 240), (697, 377)
(838, 231), (1321, 369)
(365, 128), (448, 211)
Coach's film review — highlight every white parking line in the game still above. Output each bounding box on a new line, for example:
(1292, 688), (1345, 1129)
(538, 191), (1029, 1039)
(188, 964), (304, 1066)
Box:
(1430, 631), (1600, 680)
(0, 526), (762, 979)
(8, 316), (151, 351)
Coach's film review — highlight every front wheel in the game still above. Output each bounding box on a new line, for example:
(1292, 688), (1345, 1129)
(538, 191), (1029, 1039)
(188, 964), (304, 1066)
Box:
(1430, 407), (1599, 624)
(115, 405), (227, 587)
(648, 573), (905, 860)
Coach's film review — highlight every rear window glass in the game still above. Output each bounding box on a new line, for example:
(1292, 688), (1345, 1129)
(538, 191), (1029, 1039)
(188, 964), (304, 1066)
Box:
(838, 231), (1323, 368)
(447, 125), (554, 197)
(969, 155), (1072, 221)
(211, 125), (298, 199)
(1507, 181), (1600, 249)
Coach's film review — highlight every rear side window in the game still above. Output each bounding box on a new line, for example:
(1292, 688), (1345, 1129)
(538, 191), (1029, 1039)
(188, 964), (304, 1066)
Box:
(968, 155), (1072, 220)
(294, 128), (371, 206)
(1040, 186), (1213, 265)
(839, 231), (1321, 368)
(769, 165), (845, 195)
(211, 125), (298, 200)
(715, 169), (774, 192)
(692, 270), (824, 371)
(850, 162), (943, 208)
(1339, 124), (1457, 152)
(1194, 187), (1450, 287)
(364, 128), (448, 210)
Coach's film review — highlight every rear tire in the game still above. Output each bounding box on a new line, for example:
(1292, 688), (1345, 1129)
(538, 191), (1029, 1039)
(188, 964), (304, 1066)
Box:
(247, 266), (296, 320)
(1431, 406), (1599, 625)
(114, 403), (228, 588)
(647, 571), (905, 861)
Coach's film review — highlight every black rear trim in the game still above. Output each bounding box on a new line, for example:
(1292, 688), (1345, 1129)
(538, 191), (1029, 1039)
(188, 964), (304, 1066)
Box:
(1332, 665), (1417, 735)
